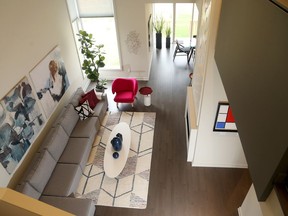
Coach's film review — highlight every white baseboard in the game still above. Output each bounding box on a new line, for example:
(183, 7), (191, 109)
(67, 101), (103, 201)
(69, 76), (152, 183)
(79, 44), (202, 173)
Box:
(191, 162), (248, 169)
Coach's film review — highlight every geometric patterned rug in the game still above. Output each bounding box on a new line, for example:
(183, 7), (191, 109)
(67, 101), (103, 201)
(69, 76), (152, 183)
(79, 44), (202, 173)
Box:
(76, 111), (156, 209)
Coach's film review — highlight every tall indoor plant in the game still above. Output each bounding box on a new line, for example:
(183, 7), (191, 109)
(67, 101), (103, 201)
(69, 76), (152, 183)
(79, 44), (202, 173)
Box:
(77, 30), (105, 85)
(165, 25), (171, 49)
(153, 16), (165, 49)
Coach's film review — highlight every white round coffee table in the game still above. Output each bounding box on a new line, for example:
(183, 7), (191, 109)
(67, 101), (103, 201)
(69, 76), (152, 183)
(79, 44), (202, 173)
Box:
(104, 122), (131, 178)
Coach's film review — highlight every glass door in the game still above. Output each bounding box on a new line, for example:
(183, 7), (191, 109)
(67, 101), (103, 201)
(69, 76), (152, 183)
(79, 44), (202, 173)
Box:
(153, 3), (199, 46)
(175, 3), (199, 45)
(175, 3), (193, 44)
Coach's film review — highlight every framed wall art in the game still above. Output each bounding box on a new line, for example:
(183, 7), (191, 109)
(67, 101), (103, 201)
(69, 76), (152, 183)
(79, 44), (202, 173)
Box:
(0, 77), (45, 174)
(213, 102), (237, 132)
(30, 46), (70, 118)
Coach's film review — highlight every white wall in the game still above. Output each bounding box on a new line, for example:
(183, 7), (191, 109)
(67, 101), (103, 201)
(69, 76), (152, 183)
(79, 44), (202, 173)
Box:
(238, 185), (284, 216)
(0, 0), (83, 187)
(191, 0), (247, 168)
(103, 0), (153, 80)
(193, 60), (247, 168)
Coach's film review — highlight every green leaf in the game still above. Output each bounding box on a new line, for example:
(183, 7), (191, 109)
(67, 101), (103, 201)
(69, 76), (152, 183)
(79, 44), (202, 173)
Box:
(77, 30), (105, 82)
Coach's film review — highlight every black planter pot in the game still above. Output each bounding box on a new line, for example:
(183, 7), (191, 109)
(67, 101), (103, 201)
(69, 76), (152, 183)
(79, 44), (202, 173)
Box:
(156, 33), (162, 49)
(166, 37), (171, 48)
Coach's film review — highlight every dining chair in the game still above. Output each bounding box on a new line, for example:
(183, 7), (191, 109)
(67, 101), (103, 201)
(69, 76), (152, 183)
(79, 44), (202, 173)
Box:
(173, 40), (193, 63)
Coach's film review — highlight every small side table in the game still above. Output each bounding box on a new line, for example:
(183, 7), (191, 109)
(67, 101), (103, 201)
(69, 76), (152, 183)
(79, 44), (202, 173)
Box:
(139, 87), (153, 106)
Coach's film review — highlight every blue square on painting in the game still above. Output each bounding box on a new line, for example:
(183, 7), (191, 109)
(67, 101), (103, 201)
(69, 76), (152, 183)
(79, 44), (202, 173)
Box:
(216, 122), (225, 129)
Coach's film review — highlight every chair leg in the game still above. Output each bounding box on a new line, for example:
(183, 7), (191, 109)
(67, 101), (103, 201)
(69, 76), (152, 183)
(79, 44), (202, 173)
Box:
(188, 48), (194, 63)
(173, 48), (177, 61)
(188, 48), (193, 63)
(192, 49), (196, 62)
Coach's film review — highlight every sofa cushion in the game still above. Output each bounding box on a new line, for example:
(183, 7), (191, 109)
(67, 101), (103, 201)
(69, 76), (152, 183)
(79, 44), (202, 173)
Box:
(42, 125), (69, 161)
(57, 104), (79, 136)
(26, 150), (56, 194)
(43, 163), (82, 197)
(70, 116), (99, 138)
(40, 196), (95, 216)
(58, 137), (92, 171)
(114, 91), (134, 103)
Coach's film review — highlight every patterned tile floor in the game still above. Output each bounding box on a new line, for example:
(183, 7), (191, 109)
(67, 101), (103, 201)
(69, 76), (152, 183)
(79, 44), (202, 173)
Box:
(76, 112), (156, 209)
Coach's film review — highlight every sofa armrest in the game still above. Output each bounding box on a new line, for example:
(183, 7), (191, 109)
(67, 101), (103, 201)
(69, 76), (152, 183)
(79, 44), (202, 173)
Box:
(70, 87), (84, 107)
(40, 196), (95, 216)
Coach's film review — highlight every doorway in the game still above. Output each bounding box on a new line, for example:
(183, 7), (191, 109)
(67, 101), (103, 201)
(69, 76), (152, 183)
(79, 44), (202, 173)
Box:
(153, 3), (199, 45)
(175, 3), (199, 44)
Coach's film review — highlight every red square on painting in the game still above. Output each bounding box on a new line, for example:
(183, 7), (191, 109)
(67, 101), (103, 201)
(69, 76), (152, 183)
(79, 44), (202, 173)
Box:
(226, 107), (235, 122)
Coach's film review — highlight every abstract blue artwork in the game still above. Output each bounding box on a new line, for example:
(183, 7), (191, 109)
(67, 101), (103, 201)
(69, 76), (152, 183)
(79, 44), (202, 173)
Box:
(0, 77), (45, 174)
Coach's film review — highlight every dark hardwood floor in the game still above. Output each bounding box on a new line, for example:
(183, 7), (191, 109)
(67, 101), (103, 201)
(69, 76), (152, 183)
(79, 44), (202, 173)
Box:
(95, 46), (252, 216)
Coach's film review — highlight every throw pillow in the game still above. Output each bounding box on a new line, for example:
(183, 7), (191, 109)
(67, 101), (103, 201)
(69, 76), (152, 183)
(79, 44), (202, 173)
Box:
(74, 100), (94, 120)
(79, 89), (100, 109)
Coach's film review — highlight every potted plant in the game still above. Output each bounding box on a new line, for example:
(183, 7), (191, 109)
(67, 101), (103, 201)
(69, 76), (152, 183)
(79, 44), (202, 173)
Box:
(165, 25), (171, 49)
(153, 16), (165, 49)
(96, 78), (107, 92)
(77, 30), (105, 83)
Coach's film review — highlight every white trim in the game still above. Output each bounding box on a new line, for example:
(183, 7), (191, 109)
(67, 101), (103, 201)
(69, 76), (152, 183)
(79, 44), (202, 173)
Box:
(192, 162), (248, 169)
(112, 0), (123, 72)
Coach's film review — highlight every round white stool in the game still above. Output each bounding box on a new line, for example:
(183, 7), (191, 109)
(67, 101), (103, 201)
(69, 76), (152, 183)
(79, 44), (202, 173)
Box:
(144, 94), (151, 106)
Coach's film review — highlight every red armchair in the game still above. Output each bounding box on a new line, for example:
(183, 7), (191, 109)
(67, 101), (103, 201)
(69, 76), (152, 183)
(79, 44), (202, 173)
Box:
(112, 78), (138, 108)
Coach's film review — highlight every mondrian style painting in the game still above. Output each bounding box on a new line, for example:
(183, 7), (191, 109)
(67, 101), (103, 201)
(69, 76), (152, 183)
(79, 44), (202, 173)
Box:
(213, 102), (237, 132)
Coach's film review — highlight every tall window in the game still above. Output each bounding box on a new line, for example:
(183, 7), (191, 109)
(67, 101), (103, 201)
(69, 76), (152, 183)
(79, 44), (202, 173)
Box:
(81, 18), (120, 69)
(67, 0), (120, 73)
(175, 3), (193, 42)
(153, 3), (199, 44)
(67, 0), (85, 77)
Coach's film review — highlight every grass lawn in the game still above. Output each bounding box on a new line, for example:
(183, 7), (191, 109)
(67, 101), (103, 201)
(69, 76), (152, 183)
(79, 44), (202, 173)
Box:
(175, 14), (191, 38)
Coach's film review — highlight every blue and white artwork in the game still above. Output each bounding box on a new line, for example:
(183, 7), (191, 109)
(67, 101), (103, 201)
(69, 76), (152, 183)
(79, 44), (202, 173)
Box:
(30, 46), (70, 118)
(0, 77), (45, 174)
